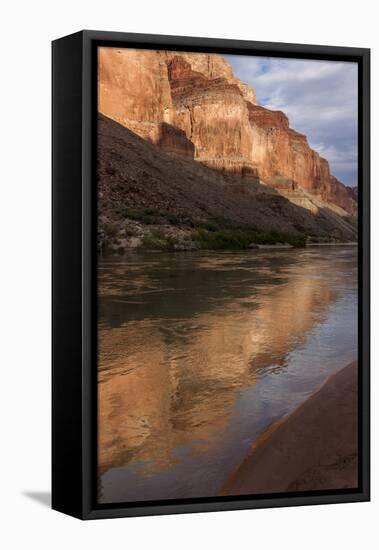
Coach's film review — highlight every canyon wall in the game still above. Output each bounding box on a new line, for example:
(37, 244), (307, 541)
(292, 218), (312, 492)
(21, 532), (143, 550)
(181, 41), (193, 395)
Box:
(98, 47), (357, 216)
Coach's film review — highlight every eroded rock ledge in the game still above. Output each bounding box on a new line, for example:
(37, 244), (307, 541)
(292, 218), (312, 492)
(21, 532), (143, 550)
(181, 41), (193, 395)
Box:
(98, 47), (357, 217)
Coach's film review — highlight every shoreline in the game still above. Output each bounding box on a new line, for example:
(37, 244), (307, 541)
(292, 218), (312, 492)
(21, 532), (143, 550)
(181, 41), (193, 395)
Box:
(98, 241), (358, 257)
(307, 241), (357, 247)
(220, 361), (358, 496)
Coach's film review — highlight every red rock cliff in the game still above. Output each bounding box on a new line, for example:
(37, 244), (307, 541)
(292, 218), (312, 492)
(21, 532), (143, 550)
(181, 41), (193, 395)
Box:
(167, 56), (257, 176)
(98, 48), (194, 158)
(98, 47), (357, 216)
(247, 104), (356, 215)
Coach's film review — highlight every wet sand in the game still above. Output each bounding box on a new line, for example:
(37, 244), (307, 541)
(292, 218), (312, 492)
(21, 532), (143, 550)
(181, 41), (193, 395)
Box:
(221, 362), (358, 496)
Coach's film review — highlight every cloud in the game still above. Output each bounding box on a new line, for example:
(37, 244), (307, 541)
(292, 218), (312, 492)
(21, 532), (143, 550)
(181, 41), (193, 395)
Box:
(226, 55), (358, 186)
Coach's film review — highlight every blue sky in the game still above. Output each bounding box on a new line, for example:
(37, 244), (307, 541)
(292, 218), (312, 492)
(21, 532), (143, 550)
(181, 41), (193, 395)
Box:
(226, 55), (358, 187)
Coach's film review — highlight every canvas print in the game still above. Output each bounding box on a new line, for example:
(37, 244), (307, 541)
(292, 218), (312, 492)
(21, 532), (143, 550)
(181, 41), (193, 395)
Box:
(97, 47), (358, 504)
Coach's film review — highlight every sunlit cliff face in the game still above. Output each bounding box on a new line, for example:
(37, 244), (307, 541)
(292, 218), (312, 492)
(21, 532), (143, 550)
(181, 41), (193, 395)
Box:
(98, 47), (357, 216)
(98, 254), (336, 477)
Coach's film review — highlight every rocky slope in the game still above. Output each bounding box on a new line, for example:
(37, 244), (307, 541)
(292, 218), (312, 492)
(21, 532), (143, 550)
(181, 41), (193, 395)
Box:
(98, 47), (357, 221)
(98, 114), (357, 252)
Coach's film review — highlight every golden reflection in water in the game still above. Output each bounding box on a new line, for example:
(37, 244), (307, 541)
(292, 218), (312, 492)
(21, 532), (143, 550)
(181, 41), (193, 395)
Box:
(98, 258), (335, 478)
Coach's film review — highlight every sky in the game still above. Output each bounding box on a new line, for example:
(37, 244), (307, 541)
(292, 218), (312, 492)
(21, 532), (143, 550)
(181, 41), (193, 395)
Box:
(226, 55), (358, 187)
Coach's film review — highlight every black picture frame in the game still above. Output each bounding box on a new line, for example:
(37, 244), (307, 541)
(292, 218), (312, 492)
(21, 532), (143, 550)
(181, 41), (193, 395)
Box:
(52, 30), (370, 520)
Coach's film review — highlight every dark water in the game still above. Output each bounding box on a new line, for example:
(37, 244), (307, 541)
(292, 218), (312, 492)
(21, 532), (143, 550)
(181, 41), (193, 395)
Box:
(97, 247), (357, 503)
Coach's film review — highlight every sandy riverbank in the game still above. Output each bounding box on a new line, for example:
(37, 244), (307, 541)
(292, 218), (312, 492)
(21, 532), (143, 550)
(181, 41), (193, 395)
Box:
(220, 361), (358, 496)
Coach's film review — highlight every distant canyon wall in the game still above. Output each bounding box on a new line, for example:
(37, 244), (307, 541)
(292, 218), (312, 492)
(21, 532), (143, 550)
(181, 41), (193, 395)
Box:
(98, 48), (357, 216)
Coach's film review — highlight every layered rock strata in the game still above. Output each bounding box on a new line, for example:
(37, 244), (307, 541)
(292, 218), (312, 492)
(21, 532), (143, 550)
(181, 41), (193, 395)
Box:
(98, 47), (357, 217)
(98, 114), (357, 248)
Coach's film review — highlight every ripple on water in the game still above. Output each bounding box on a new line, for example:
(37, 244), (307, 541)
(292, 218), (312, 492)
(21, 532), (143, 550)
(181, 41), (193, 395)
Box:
(97, 247), (358, 503)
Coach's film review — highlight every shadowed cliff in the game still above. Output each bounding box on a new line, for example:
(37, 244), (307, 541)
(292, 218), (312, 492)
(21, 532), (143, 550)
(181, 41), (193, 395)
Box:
(98, 113), (357, 251)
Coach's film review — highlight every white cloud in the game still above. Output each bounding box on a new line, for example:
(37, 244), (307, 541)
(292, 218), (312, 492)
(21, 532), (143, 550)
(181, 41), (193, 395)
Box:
(226, 55), (358, 186)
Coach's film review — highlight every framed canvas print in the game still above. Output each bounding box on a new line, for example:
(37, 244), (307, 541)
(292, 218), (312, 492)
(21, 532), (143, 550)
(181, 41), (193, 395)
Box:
(52, 30), (370, 519)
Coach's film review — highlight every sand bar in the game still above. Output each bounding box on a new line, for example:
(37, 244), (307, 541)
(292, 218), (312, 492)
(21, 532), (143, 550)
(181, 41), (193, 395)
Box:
(220, 361), (358, 495)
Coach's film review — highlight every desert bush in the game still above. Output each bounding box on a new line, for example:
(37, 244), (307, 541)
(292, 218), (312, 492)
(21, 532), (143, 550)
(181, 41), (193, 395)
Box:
(193, 226), (305, 250)
(104, 221), (121, 238)
(194, 220), (220, 232)
(141, 226), (179, 250)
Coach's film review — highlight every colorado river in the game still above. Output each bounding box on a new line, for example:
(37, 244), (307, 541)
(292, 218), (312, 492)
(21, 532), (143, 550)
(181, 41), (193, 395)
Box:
(97, 247), (357, 503)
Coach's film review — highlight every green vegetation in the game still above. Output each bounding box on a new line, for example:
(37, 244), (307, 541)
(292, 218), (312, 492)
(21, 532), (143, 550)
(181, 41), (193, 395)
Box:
(103, 221), (121, 238)
(193, 220), (220, 232)
(103, 209), (306, 251)
(193, 228), (251, 250)
(142, 228), (179, 250)
(255, 228), (306, 248)
(123, 226), (138, 237)
(139, 225), (305, 251)
(193, 226), (306, 250)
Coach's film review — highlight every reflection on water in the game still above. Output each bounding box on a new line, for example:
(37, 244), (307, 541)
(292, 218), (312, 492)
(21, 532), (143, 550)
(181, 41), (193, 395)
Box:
(97, 247), (357, 503)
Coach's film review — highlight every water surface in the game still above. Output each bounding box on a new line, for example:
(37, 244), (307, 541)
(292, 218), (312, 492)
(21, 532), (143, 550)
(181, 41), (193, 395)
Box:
(97, 247), (357, 503)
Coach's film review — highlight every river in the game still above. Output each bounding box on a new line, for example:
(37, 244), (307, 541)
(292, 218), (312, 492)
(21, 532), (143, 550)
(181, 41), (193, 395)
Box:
(97, 246), (357, 503)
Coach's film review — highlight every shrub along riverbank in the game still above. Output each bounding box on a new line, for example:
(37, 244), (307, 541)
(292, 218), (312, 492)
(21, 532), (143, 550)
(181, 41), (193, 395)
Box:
(99, 207), (307, 253)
